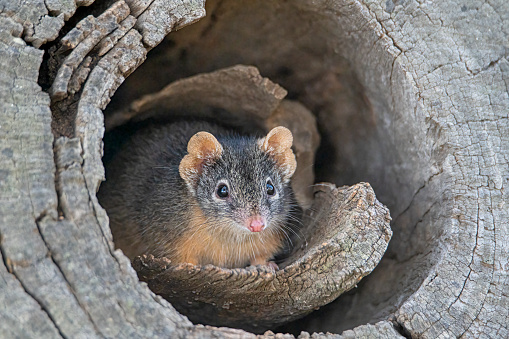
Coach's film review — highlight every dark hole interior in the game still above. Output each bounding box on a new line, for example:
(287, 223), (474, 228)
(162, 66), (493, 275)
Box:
(103, 0), (445, 334)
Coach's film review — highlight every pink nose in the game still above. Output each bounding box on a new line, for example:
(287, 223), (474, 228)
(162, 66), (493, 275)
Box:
(248, 218), (265, 232)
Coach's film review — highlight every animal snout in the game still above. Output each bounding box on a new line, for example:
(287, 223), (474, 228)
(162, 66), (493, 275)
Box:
(248, 216), (265, 232)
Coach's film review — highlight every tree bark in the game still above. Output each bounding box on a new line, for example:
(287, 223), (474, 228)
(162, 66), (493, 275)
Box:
(1, 0), (507, 338)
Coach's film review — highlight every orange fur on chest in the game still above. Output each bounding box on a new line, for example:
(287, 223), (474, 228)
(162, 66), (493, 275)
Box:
(169, 207), (284, 268)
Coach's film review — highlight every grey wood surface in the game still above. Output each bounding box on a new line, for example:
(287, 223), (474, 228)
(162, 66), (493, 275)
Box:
(0, 0), (507, 338)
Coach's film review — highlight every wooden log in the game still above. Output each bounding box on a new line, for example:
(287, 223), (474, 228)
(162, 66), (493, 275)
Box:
(0, 0), (507, 338)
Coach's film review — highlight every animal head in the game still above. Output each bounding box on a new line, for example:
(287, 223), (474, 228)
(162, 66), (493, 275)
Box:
(179, 126), (296, 233)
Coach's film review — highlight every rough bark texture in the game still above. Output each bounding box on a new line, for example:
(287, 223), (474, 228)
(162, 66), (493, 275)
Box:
(0, 0), (508, 338)
(0, 1), (213, 338)
(105, 64), (287, 130)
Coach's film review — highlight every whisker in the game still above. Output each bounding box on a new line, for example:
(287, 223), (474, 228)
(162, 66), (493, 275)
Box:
(307, 182), (336, 188)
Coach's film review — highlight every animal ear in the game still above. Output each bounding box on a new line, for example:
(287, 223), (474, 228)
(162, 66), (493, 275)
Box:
(179, 132), (223, 189)
(259, 126), (297, 182)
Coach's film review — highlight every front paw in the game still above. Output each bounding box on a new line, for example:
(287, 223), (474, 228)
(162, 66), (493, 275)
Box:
(250, 259), (279, 271)
(266, 261), (279, 270)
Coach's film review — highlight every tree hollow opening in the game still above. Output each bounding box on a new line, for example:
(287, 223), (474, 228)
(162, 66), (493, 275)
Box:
(102, 0), (445, 334)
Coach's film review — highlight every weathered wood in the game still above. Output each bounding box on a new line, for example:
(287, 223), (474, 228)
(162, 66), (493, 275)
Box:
(133, 183), (392, 332)
(105, 65), (287, 130)
(0, 15), (65, 338)
(121, 1), (508, 337)
(50, 1), (131, 101)
(1, 0), (508, 338)
(100, 63), (371, 333)
(0, 1), (212, 338)
(0, 0), (96, 48)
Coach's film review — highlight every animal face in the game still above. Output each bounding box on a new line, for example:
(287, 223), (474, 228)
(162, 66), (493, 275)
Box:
(195, 139), (291, 234)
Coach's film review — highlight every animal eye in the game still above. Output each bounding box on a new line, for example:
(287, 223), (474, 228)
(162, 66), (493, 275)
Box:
(266, 181), (275, 196)
(216, 184), (229, 198)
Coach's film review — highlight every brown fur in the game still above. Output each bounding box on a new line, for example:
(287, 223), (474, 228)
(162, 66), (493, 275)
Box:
(165, 206), (285, 268)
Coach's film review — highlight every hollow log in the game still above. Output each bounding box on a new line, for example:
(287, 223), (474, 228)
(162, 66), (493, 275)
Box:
(96, 60), (391, 333)
(1, 1), (508, 338)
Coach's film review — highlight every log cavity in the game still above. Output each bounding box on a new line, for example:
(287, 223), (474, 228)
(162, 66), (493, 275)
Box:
(104, 0), (446, 334)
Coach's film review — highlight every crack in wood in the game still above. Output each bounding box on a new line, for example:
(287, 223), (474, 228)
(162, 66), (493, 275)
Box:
(1, 250), (65, 339)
